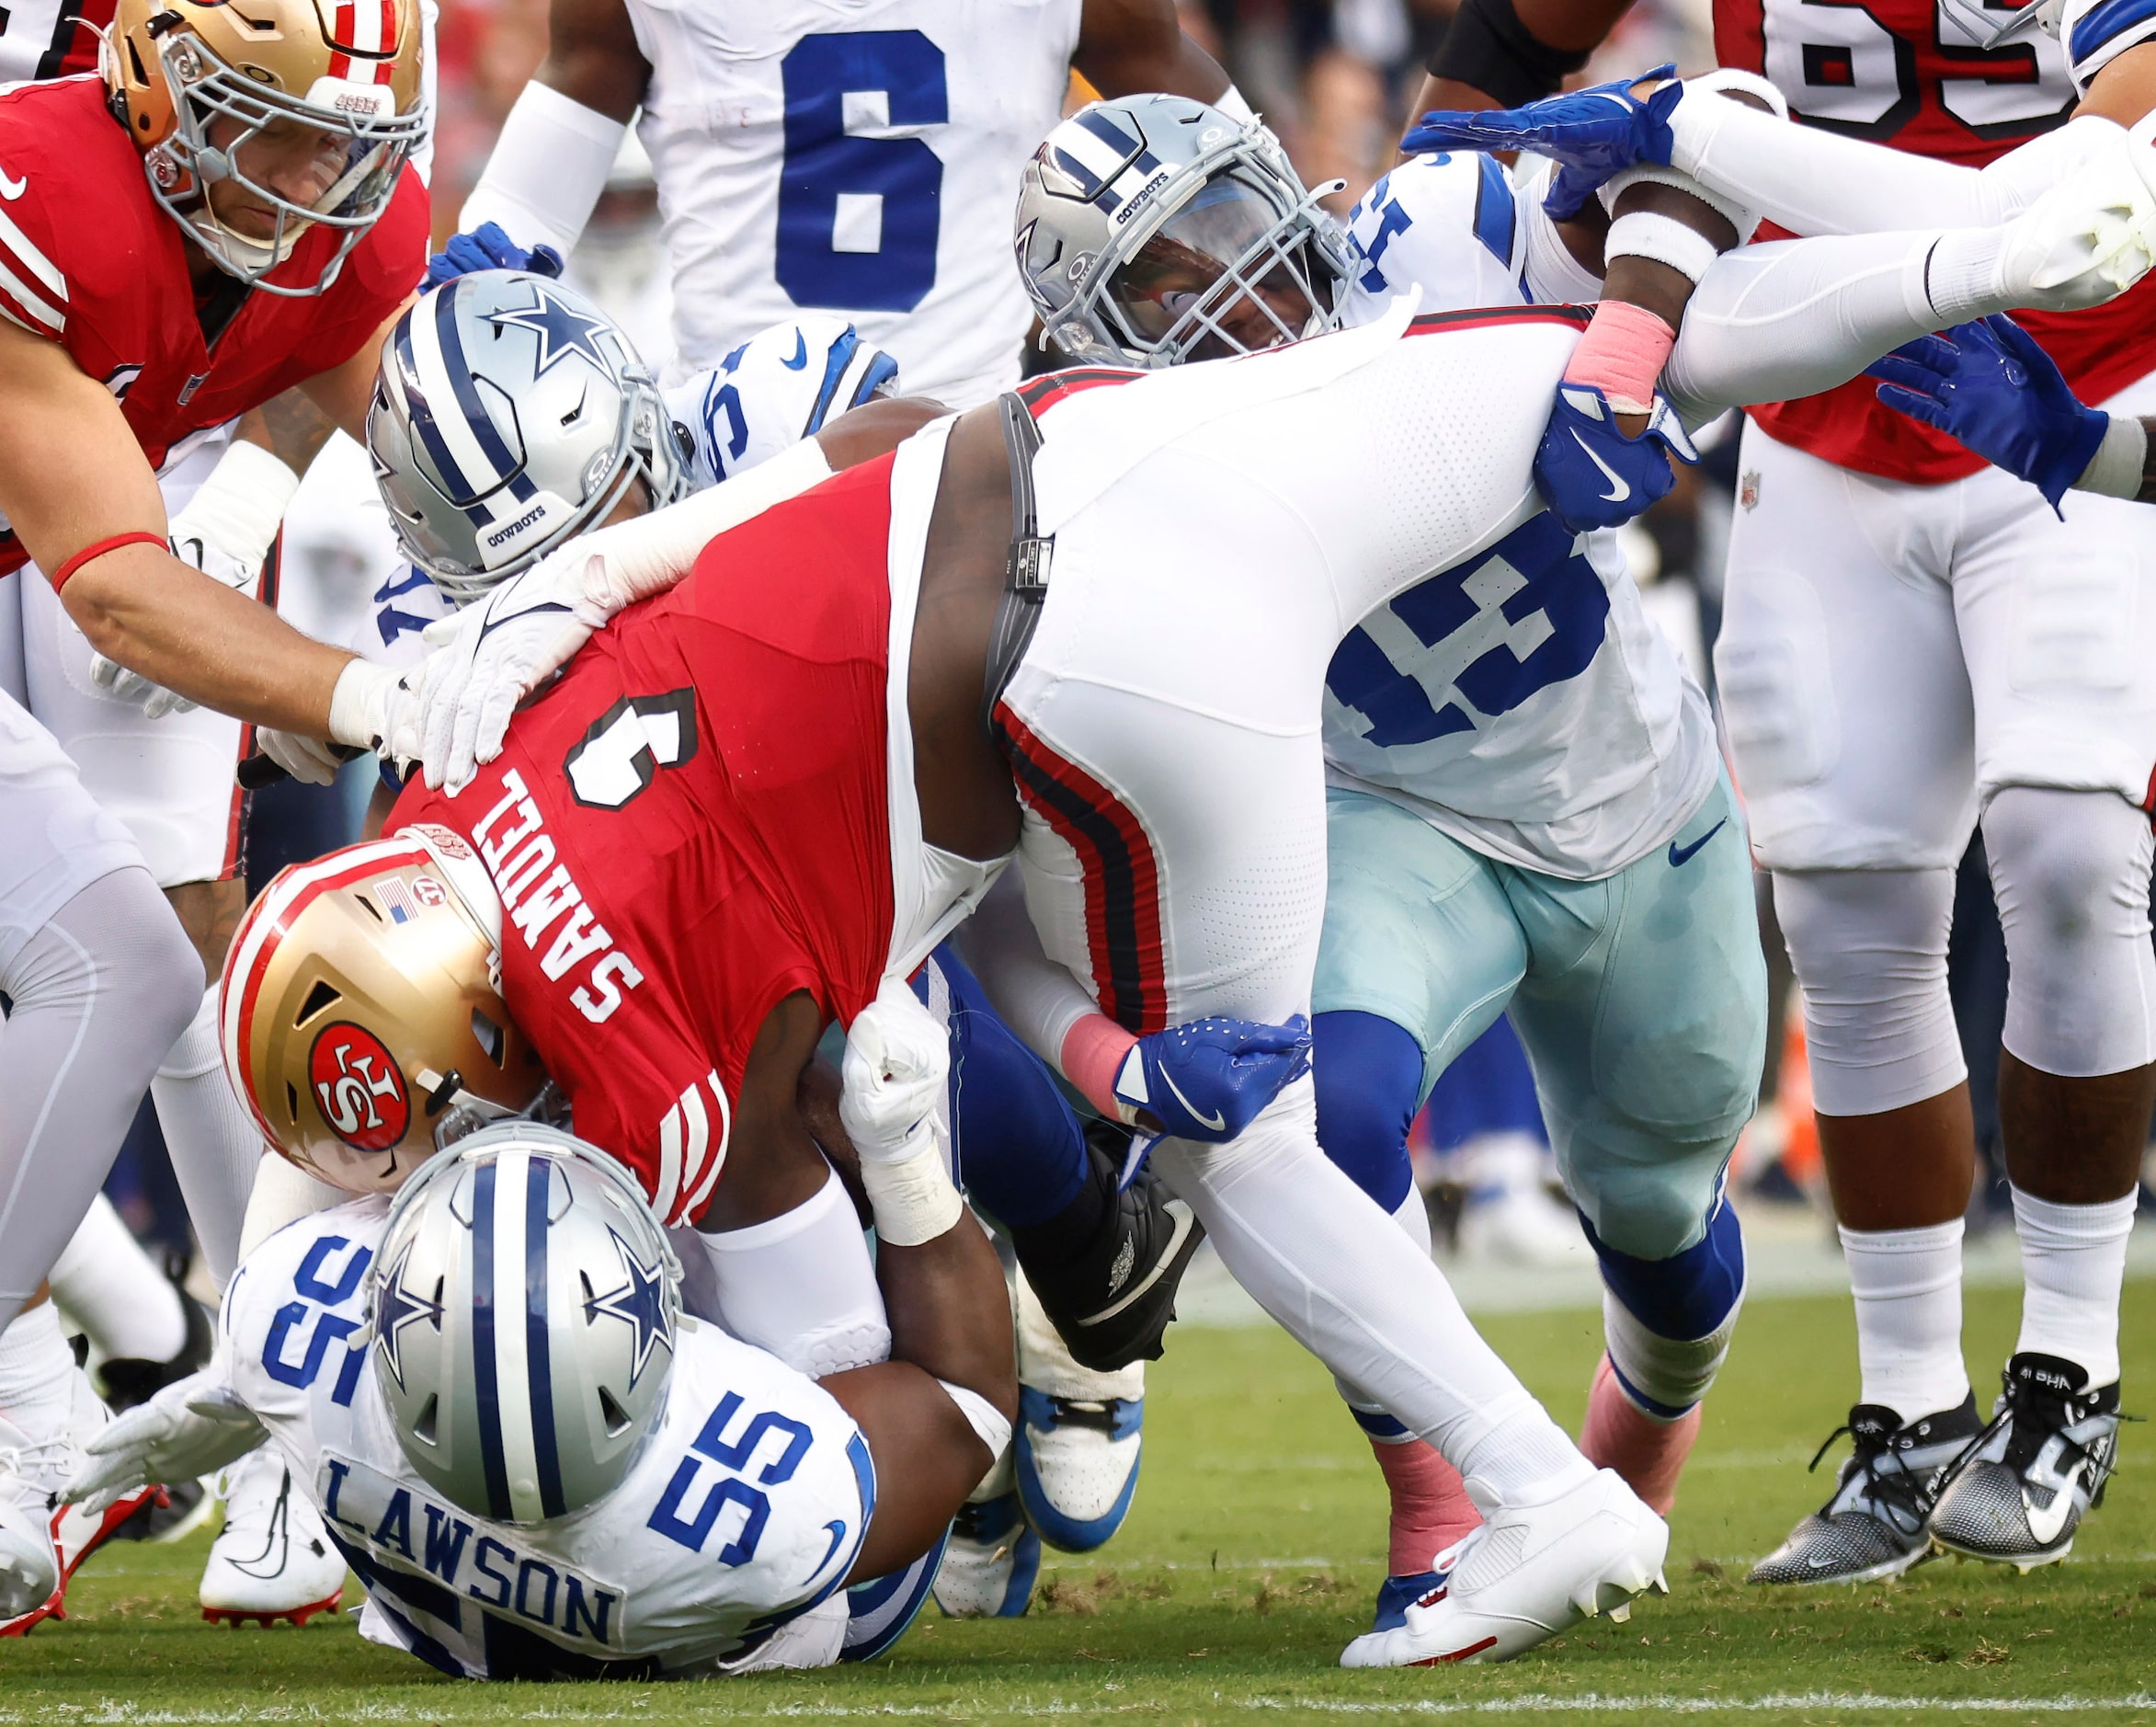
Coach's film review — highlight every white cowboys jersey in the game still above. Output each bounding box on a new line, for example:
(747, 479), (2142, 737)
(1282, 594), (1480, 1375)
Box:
(221, 1201), (871, 1680)
(1322, 154), (1719, 879)
(624, 0), (1080, 407)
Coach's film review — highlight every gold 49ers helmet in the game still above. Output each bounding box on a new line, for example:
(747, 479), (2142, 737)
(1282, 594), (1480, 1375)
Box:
(220, 825), (549, 1195)
(104, 0), (426, 294)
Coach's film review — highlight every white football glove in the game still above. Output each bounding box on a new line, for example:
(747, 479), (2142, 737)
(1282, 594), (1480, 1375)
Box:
(1991, 119), (2156, 311)
(327, 656), (423, 772)
(65, 1369), (264, 1516)
(840, 978), (964, 1248)
(839, 978), (951, 1167)
(255, 726), (345, 787)
(412, 435), (838, 794)
(86, 441), (300, 721)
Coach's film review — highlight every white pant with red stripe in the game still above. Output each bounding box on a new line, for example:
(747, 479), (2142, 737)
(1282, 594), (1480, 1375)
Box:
(974, 303), (1602, 1485)
(20, 424), (252, 888)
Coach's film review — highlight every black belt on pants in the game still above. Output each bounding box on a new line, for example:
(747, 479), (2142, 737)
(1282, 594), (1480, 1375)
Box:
(980, 390), (1054, 742)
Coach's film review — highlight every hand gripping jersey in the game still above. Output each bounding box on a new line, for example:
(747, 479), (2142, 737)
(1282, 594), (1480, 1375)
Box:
(1321, 154), (1718, 878)
(624, 0), (1079, 407)
(0, 78), (428, 577)
(222, 1201), (872, 1679)
(393, 456), (902, 1224)
(1717, 0), (2156, 483)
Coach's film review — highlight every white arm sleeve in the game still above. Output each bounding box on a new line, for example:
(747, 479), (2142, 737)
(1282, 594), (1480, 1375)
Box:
(950, 873), (1098, 1070)
(457, 82), (628, 257)
(1667, 95), (2127, 237)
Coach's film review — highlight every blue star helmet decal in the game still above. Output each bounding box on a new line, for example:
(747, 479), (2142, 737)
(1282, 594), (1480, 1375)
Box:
(373, 1238), (445, 1394)
(485, 281), (620, 381)
(587, 1225), (674, 1385)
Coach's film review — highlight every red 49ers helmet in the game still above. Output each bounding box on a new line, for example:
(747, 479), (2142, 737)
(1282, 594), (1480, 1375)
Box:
(219, 825), (548, 1195)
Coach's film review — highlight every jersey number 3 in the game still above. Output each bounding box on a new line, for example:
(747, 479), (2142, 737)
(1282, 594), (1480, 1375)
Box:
(779, 30), (947, 313)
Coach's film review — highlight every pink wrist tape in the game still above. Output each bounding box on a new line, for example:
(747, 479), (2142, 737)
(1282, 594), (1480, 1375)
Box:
(1061, 1013), (1138, 1120)
(1562, 301), (1677, 416)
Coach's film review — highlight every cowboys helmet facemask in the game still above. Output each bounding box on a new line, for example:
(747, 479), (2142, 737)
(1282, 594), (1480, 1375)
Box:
(369, 269), (691, 606)
(371, 1123), (684, 1524)
(1014, 94), (1354, 369)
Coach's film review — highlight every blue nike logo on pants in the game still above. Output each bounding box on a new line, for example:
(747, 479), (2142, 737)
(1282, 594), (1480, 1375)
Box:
(1668, 818), (1727, 869)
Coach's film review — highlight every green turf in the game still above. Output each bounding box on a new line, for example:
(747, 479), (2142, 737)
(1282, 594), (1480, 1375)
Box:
(4, 1278), (2151, 1724)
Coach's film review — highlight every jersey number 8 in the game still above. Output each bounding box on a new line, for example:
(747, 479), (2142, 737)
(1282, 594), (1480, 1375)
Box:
(779, 30), (947, 313)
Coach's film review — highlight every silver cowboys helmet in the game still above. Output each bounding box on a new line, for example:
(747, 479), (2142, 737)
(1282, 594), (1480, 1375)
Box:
(1014, 94), (1354, 369)
(370, 1123), (683, 1523)
(368, 270), (690, 605)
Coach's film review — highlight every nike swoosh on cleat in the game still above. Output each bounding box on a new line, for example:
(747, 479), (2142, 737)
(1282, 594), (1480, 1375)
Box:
(1158, 1068), (1226, 1133)
(1571, 430), (1631, 504)
(1079, 1200), (1199, 1327)
(1667, 818), (1727, 869)
(0, 168), (24, 200)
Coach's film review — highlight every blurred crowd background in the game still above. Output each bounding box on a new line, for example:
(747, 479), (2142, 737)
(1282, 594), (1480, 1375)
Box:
(99, 0), (2150, 1292)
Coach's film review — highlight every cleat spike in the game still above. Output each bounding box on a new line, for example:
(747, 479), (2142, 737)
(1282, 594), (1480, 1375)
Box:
(1607, 1600), (1633, 1624)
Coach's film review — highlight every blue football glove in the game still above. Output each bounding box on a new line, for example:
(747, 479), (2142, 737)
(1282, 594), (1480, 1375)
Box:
(422, 223), (567, 292)
(1401, 65), (1681, 221)
(1869, 315), (2107, 514)
(1534, 383), (1699, 534)
(1112, 1013), (1313, 1174)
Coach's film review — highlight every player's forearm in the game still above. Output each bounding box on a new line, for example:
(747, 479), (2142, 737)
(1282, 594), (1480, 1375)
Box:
(1073, 0), (1230, 104)
(457, 81), (629, 257)
(61, 547), (350, 735)
(1409, 0), (1626, 133)
(237, 392), (337, 480)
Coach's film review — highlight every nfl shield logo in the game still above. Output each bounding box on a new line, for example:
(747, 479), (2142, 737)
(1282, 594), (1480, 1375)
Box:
(1739, 471), (1761, 511)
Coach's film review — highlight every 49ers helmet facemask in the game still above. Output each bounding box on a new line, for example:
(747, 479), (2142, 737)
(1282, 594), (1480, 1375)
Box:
(219, 825), (549, 1195)
(104, 0), (427, 294)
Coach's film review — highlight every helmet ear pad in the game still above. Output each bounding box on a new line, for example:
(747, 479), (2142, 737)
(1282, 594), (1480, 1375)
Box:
(371, 1127), (684, 1523)
(220, 833), (549, 1198)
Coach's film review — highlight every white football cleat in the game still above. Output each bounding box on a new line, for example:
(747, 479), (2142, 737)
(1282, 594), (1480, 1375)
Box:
(1011, 1269), (1145, 1554)
(0, 1368), (162, 1636)
(933, 1490), (1041, 1618)
(1340, 1468), (1669, 1667)
(200, 1444), (346, 1628)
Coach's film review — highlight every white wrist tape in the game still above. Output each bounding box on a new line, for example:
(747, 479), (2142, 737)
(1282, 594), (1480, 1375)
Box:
(1215, 84), (1258, 126)
(936, 1378), (1014, 1464)
(170, 440), (301, 576)
(327, 658), (394, 751)
(1602, 163), (1762, 246)
(458, 82), (628, 257)
(861, 1146), (964, 1248)
(2078, 414), (2149, 498)
(1684, 67), (1787, 121)
(1923, 228), (2010, 323)
(578, 435), (838, 615)
(1604, 209), (1724, 284)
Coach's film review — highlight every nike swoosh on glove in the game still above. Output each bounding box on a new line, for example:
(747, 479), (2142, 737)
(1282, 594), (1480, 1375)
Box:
(1112, 1013), (1314, 1149)
(1872, 316), (2108, 514)
(422, 222), (565, 292)
(1534, 383), (1698, 534)
(67, 1370), (264, 1516)
(1401, 66), (1680, 221)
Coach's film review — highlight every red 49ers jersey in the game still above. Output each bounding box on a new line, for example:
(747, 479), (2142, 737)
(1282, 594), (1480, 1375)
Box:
(0, 78), (426, 574)
(1717, 0), (2156, 483)
(393, 455), (903, 1227)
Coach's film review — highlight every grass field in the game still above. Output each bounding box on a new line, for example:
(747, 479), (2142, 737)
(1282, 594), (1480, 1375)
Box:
(4, 1278), (2151, 1725)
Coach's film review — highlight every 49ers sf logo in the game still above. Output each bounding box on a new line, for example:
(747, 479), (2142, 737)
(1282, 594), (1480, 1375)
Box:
(309, 1024), (410, 1152)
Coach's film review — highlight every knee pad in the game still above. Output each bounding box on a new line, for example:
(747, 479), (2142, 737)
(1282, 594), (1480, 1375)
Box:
(1773, 868), (1965, 1115)
(697, 1170), (890, 1376)
(1590, 1197), (1746, 1416)
(1312, 1011), (1421, 1213)
(1982, 786), (2156, 1077)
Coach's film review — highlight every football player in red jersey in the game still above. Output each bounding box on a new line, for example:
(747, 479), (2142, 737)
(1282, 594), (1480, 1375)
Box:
(1405, 5), (2156, 1581)
(0, 0), (430, 1634)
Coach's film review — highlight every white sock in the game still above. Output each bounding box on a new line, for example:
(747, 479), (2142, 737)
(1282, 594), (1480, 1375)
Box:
(2012, 1184), (2136, 1389)
(50, 1194), (186, 1365)
(1337, 1186), (1434, 1414)
(153, 985), (268, 1287)
(1840, 1219), (1970, 1422)
(1152, 1081), (1591, 1506)
(0, 1303), (74, 1434)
